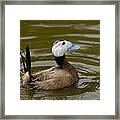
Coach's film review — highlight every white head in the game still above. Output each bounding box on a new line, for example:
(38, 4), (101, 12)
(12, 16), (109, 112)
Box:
(52, 40), (80, 57)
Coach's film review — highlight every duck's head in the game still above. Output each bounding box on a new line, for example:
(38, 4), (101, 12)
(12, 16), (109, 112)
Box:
(52, 40), (80, 57)
(52, 40), (80, 67)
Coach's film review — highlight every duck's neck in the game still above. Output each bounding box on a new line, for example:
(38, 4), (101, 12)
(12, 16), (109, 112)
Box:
(54, 54), (68, 67)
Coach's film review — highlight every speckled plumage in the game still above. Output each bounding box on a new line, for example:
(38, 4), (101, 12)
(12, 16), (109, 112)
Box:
(31, 62), (79, 90)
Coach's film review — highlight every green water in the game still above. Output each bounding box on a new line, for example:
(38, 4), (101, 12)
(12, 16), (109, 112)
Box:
(20, 20), (100, 100)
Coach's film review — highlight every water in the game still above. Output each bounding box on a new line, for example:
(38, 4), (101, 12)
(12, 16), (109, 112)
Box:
(20, 20), (100, 100)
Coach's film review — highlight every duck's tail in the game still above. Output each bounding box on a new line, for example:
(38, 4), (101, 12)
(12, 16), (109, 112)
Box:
(20, 45), (31, 76)
(26, 46), (31, 76)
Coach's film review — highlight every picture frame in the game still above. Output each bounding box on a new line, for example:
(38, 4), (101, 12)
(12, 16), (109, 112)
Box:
(0, 0), (119, 119)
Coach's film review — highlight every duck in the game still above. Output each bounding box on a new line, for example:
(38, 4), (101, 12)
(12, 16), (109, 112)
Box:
(21, 40), (80, 90)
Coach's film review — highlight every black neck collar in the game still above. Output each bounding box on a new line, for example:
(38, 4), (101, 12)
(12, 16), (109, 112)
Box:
(54, 54), (68, 67)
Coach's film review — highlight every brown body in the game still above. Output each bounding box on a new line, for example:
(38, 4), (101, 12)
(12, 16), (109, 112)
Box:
(22, 62), (79, 90)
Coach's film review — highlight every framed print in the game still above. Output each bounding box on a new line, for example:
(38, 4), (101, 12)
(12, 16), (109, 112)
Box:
(0, 0), (119, 119)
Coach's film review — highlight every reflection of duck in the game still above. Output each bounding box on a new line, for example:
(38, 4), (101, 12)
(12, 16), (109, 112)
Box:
(21, 40), (80, 90)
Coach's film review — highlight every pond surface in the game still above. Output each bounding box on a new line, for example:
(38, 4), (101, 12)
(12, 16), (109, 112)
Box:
(20, 20), (100, 100)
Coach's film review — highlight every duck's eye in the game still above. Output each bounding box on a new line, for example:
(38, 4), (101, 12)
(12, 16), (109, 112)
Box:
(62, 42), (65, 45)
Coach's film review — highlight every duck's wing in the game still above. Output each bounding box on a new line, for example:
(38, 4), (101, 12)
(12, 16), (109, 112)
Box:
(32, 76), (73, 90)
(32, 66), (57, 82)
(31, 67), (74, 90)
(30, 65), (78, 90)
(31, 67), (77, 90)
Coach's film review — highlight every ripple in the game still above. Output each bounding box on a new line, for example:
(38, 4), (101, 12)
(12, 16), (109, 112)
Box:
(53, 34), (100, 38)
(80, 57), (99, 63)
(77, 44), (91, 50)
(31, 53), (52, 57)
(72, 52), (99, 59)
(83, 91), (100, 100)
(31, 48), (49, 52)
(20, 36), (38, 40)
(78, 67), (95, 74)
(71, 24), (86, 30)
(31, 61), (56, 67)
(72, 24), (100, 31)
(67, 54), (99, 61)
(78, 40), (99, 45)
(84, 24), (100, 31)
(71, 62), (100, 72)
(31, 24), (73, 28)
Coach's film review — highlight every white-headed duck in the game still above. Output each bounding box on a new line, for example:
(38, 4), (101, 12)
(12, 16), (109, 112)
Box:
(21, 40), (80, 90)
